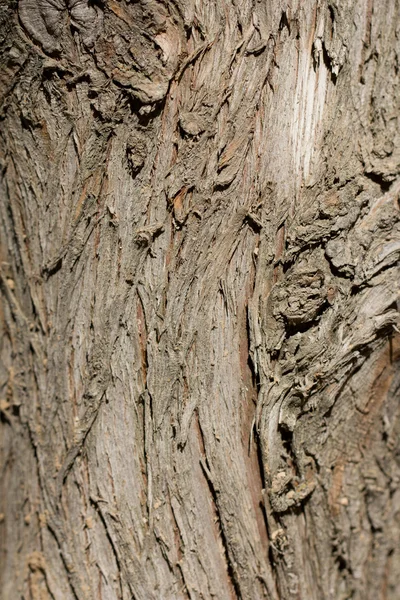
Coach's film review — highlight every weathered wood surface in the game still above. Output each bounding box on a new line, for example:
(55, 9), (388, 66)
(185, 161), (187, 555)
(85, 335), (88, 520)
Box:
(1, 0), (400, 598)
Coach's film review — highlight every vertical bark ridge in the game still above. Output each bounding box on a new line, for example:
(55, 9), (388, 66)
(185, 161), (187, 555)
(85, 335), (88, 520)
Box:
(1, 0), (400, 598)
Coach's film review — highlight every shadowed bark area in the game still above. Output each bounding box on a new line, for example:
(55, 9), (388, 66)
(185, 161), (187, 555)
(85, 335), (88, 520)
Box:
(0, 0), (400, 598)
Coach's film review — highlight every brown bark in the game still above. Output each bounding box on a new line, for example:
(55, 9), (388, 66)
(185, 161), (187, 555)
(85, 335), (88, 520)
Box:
(1, 0), (400, 598)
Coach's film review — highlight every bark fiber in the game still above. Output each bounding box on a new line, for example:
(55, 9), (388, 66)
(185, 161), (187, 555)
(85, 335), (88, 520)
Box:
(1, 0), (400, 598)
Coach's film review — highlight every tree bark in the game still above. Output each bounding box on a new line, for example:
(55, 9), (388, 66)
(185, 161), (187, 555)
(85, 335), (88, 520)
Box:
(1, 0), (400, 598)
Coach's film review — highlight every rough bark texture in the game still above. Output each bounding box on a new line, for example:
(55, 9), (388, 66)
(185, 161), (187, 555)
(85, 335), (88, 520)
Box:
(1, 0), (400, 598)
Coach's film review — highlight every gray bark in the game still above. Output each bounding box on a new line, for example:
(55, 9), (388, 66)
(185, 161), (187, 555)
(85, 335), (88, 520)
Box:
(1, 0), (400, 598)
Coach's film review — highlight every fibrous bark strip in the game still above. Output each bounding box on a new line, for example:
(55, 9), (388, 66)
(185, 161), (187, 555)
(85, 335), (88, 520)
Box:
(1, 0), (400, 598)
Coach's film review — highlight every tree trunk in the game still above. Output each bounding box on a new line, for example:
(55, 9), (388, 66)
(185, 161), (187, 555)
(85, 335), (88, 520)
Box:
(1, 0), (400, 598)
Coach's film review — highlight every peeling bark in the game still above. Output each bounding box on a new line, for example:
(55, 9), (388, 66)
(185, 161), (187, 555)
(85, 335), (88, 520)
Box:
(1, 0), (400, 598)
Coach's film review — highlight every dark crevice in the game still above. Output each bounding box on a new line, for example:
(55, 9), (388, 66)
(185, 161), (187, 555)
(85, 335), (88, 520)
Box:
(254, 430), (273, 546)
(11, 404), (20, 417)
(175, 563), (192, 600)
(244, 307), (273, 560)
(248, 352), (261, 391)
(196, 414), (241, 599)
(88, 0), (105, 8)
(279, 426), (297, 471)
(328, 5), (335, 30)
(213, 180), (234, 193)
(278, 11), (290, 35)
(325, 253), (354, 281)
(199, 459), (242, 600)
(244, 213), (262, 233)
(45, 521), (81, 600)
(246, 307), (261, 393)
(65, 72), (91, 90)
(254, 430), (266, 488)
(335, 554), (350, 574)
(280, 426), (293, 447)
(90, 498), (126, 600)
(154, 503), (189, 596)
(43, 256), (62, 279)
(184, 25), (192, 41)
(122, 90), (166, 127)
(284, 316), (317, 336)
(364, 170), (392, 193)
(268, 544), (275, 567)
(322, 41), (337, 84)
(56, 391), (106, 494)
(283, 300), (330, 338)
(0, 411), (11, 425)
(138, 99), (166, 127)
